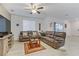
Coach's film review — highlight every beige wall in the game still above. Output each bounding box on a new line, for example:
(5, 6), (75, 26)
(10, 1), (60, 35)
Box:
(12, 14), (79, 38)
(11, 15), (43, 39)
(42, 17), (65, 31)
(43, 17), (79, 36)
(42, 17), (71, 36)
(64, 20), (71, 36)
(70, 19), (79, 36)
(0, 5), (11, 20)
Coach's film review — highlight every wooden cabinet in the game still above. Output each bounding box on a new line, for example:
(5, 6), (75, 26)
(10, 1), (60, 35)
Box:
(0, 40), (3, 56)
(0, 34), (14, 56)
(3, 38), (8, 55)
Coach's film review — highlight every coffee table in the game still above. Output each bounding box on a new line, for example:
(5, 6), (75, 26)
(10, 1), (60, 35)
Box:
(24, 39), (41, 54)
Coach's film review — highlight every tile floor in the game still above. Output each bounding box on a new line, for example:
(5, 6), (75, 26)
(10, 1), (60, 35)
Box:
(6, 36), (79, 56)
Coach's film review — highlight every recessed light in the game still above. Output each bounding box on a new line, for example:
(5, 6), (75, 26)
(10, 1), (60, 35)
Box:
(65, 14), (69, 16)
(11, 9), (14, 12)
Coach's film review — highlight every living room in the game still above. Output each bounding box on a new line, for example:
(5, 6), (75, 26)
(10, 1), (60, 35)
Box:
(0, 2), (79, 56)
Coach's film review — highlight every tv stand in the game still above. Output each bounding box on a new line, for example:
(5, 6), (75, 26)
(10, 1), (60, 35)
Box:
(0, 34), (14, 56)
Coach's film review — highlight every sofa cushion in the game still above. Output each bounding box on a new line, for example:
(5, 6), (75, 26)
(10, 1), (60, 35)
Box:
(40, 32), (46, 36)
(22, 32), (29, 39)
(23, 32), (28, 36)
(33, 32), (37, 36)
(43, 37), (54, 42)
(55, 32), (66, 38)
(30, 32), (39, 38)
(45, 31), (54, 38)
(54, 36), (64, 41)
(46, 31), (54, 35)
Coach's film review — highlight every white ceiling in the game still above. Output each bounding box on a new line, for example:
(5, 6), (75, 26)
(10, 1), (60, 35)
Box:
(2, 3), (79, 20)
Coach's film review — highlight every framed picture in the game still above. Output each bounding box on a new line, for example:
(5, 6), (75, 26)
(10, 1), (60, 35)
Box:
(65, 24), (67, 28)
(39, 23), (41, 31)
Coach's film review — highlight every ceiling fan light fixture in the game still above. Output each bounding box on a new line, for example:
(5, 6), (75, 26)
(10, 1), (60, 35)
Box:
(25, 3), (44, 14)
(32, 10), (37, 13)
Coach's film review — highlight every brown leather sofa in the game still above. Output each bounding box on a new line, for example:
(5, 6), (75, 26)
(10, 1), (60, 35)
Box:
(40, 31), (66, 49)
(19, 31), (40, 42)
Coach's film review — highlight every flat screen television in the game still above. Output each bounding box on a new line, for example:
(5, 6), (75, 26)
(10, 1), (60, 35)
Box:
(0, 15), (11, 33)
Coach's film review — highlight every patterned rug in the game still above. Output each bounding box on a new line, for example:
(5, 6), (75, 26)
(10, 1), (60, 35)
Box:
(24, 44), (45, 54)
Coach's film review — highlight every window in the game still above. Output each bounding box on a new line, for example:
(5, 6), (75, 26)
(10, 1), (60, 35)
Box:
(54, 22), (64, 32)
(55, 24), (63, 32)
(23, 20), (35, 31)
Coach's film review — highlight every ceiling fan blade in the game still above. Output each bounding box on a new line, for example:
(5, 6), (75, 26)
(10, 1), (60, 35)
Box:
(37, 11), (40, 14)
(37, 7), (44, 9)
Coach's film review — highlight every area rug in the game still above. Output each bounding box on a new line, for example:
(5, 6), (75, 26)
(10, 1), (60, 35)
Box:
(24, 44), (45, 54)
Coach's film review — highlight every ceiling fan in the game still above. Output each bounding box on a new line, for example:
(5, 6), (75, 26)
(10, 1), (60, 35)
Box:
(24, 3), (44, 14)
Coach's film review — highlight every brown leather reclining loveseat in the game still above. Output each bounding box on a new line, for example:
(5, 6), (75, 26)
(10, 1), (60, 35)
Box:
(40, 31), (66, 49)
(19, 31), (40, 42)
